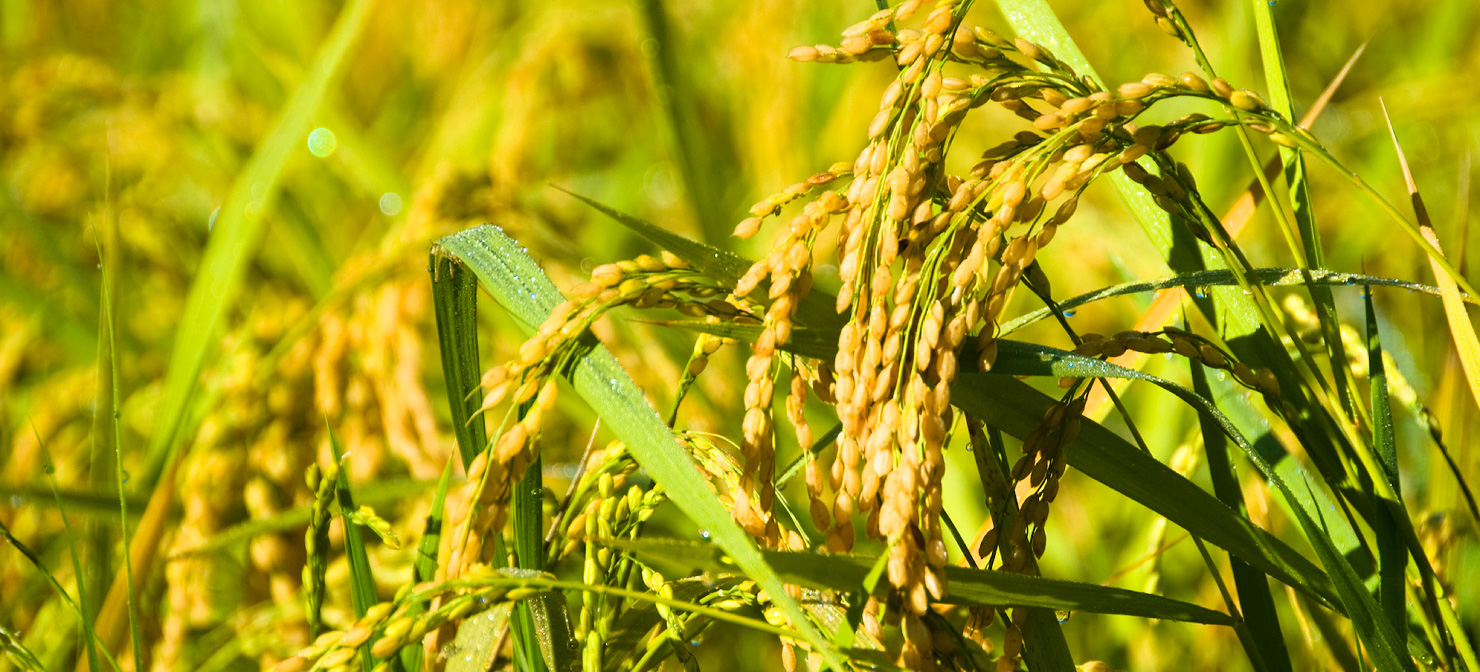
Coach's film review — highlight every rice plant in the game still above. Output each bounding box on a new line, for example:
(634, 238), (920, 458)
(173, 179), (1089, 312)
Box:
(0, 1), (1475, 671)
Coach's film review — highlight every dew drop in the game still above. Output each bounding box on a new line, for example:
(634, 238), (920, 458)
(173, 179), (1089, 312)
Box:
(44, 464), (55, 475)
(1063, 310), (1076, 317)
(121, 470), (130, 483)
(1216, 371), (1227, 381)
(699, 529), (711, 540)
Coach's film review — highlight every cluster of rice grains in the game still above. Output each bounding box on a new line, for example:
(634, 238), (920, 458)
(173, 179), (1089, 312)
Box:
(755, 0), (1293, 670)
(448, 0), (1310, 670)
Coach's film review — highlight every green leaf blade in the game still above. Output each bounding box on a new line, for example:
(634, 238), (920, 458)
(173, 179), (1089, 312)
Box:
(434, 224), (844, 670)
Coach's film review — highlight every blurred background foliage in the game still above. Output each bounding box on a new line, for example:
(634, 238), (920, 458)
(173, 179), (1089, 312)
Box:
(0, 0), (1476, 670)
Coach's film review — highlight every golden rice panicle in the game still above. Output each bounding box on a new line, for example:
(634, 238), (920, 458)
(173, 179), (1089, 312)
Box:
(735, 164), (852, 239)
(734, 179), (846, 545)
(1077, 329), (1281, 398)
(162, 314), (308, 669)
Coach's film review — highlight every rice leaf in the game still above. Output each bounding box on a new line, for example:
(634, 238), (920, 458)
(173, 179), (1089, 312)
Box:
(1436, 596), (1480, 672)
(1191, 357), (1293, 672)
(0, 627), (49, 672)
(1364, 288), (1406, 633)
(33, 440), (103, 672)
(664, 319), (1341, 606)
(1381, 106), (1480, 415)
(555, 187), (751, 286)
(88, 456), (181, 669)
(0, 487), (147, 518)
(951, 374), (1340, 608)
(1251, 0), (1357, 418)
(327, 425), (381, 671)
(610, 538), (1234, 625)
(633, 0), (730, 244)
(141, 0), (375, 486)
(94, 234), (144, 672)
(511, 457), (549, 672)
(0, 519), (118, 672)
(399, 459), (455, 672)
(432, 250), (489, 470)
(448, 604), (511, 672)
(1289, 482), (1418, 672)
(433, 224), (844, 669)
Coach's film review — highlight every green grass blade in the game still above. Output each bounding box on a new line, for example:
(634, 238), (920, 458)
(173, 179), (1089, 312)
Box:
(1382, 108), (1480, 416)
(432, 237), (549, 671)
(1191, 358), (1293, 672)
(1437, 597), (1480, 672)
(431, 251), (490, 471)
(35, 437), (104, 672)
(633, 0), (729, 244)
(1365, 289), (1406, 633)
(327, 424), (381, 671)
(95, 234), (144, 672)
(1378, 109), (1478, 664)
(434, 224), (844, 670)
(86, 244), (116, 634)
(1250, 0), (1357, 419)
(612, 538), (1233, 625)
(0, 487), (147, 518)
(0, 626), (50, 672)
(555, 187), (751, 285)
(140, 0), (375, 486)
(398, 460), (454, 672)
(1289, 482), (1418, 672)
(511, 458), (548, 672)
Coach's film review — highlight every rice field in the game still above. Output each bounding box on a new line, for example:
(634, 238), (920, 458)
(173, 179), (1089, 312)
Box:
(1, 1), (1477, 671)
